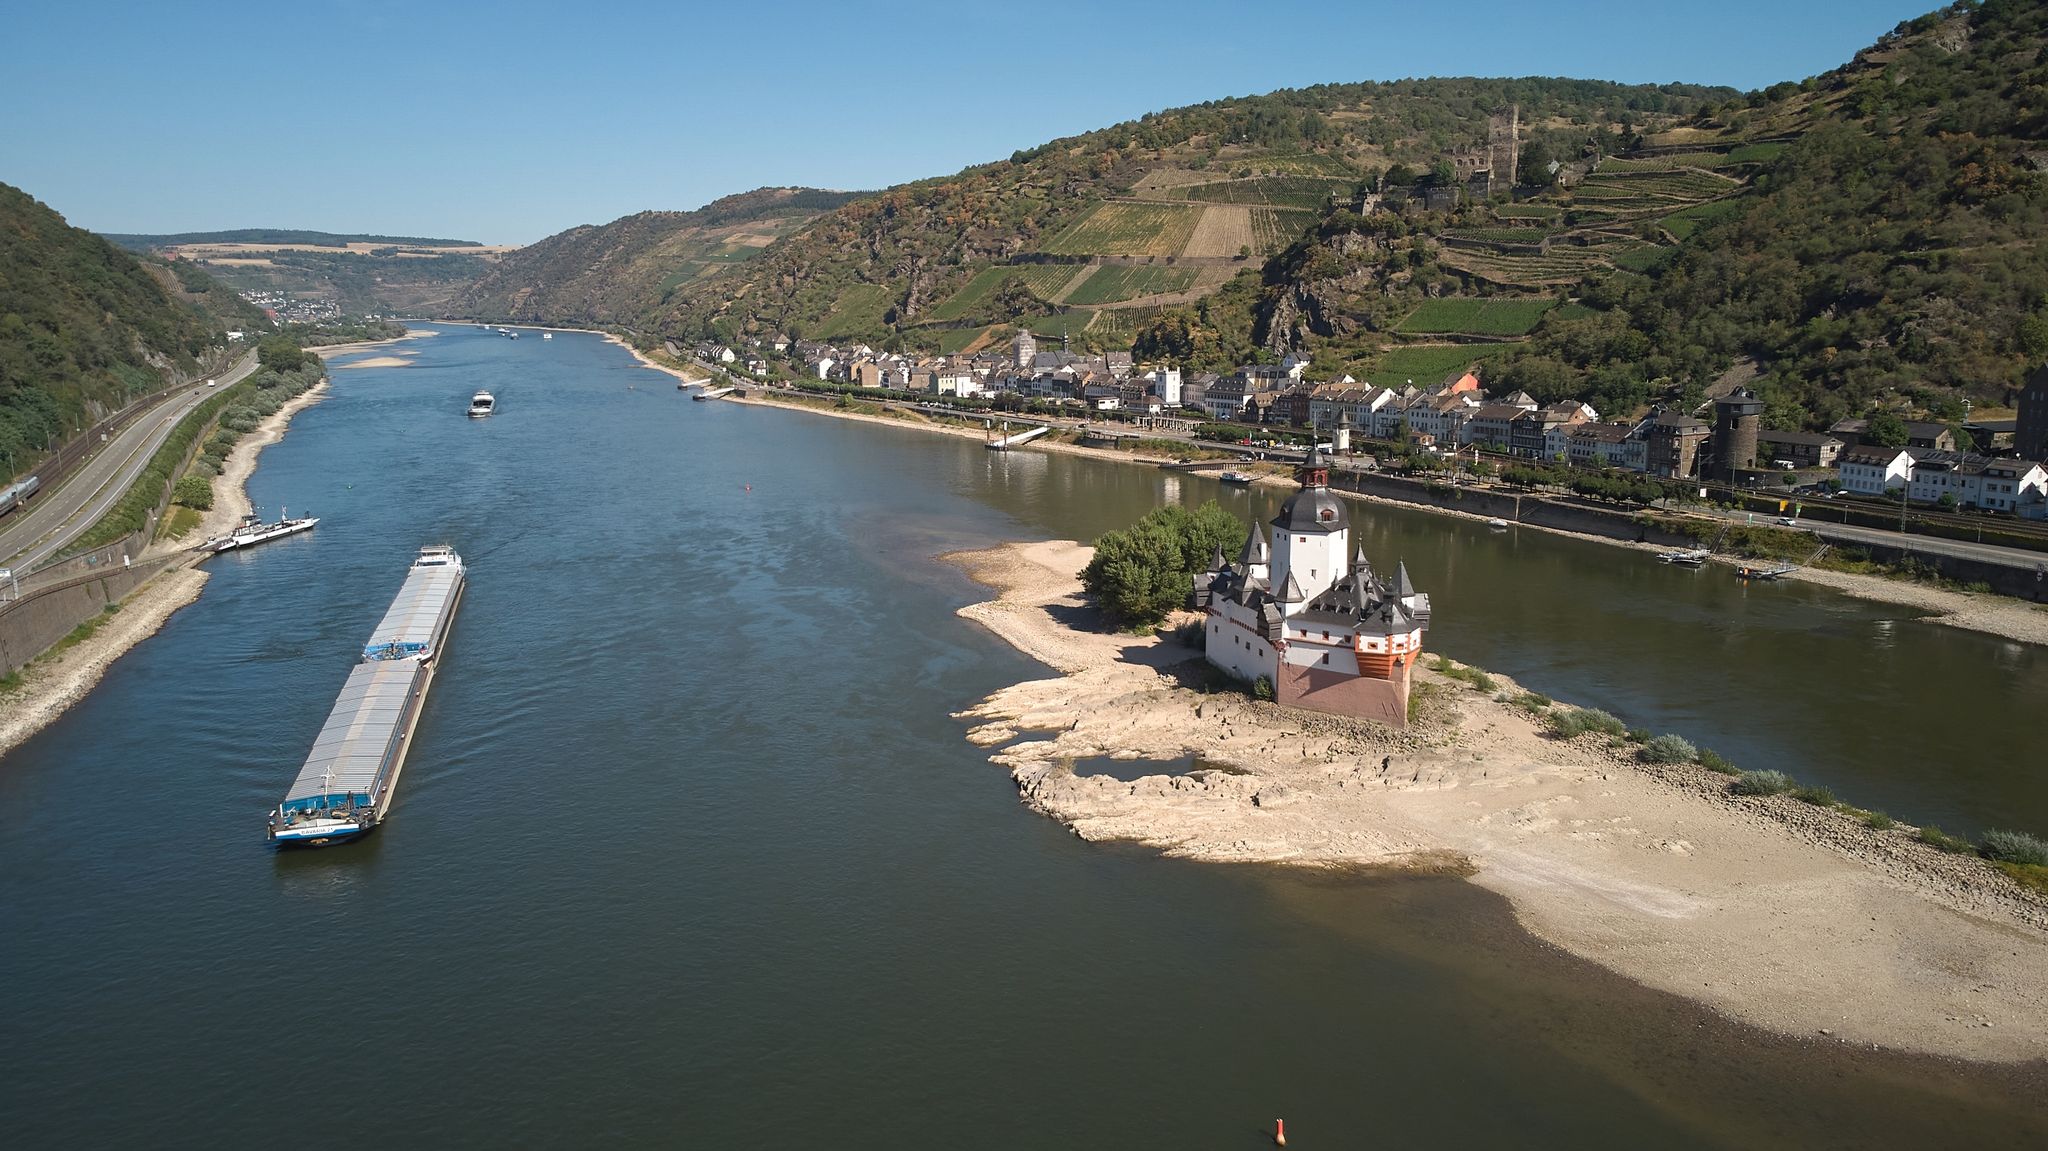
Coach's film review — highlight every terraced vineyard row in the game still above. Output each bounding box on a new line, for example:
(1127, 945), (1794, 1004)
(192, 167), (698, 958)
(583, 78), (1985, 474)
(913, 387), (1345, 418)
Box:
(1164, 175), (1353, 209)
(1395, 297), (1556, 336)
(926, 264), (1084, 322)
(1436, 242), (1639, 287)
(1252, 207), (1319, 253)
(1065, 265), (1199, 306)
(1040, 202), (1204, 257)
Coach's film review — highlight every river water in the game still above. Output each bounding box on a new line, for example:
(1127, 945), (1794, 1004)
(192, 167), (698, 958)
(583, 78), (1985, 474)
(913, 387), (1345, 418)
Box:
(1, 326), (2041, 1147)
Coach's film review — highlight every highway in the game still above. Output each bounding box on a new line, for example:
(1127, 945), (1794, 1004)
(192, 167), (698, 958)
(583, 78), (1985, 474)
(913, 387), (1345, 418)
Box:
(1687, 503), (2048, 572)
(0, 352), (257, 574)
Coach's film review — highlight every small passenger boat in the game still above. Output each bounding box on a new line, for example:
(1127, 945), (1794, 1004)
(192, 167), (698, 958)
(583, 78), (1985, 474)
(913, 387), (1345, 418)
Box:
(1219, 471), (1255, 486)
(468, 391), (495, 417)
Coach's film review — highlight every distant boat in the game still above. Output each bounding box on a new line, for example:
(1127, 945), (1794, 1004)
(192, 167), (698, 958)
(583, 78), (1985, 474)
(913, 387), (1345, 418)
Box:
(1657, 548), (1710, 567)
(1219, 471), (1255, 486)
(541, 332), (553, 340)
(468, 391), (495, 417)
(1486, 518), (1510, 530)
(1734, 562), (1795, 580)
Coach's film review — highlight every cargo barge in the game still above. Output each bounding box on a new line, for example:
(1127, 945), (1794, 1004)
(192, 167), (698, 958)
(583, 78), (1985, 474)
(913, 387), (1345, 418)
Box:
(267, 545), (466, 846)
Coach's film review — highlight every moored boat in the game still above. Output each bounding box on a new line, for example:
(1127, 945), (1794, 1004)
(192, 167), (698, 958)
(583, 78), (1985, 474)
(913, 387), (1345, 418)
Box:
(267, 546), (467, 846)
(1219, 471), (1255, 486)
(468, 391), (495, 417)
(204, 507), (318, 553)
(1657, 548), (1710, 567)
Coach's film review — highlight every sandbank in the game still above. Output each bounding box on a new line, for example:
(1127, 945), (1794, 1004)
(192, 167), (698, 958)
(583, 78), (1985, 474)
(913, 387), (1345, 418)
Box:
(948, 538), (2048, 1063)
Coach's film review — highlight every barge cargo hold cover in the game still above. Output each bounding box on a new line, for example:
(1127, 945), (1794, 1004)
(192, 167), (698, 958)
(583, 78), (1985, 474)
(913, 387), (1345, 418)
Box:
(268, 546), (466, 846)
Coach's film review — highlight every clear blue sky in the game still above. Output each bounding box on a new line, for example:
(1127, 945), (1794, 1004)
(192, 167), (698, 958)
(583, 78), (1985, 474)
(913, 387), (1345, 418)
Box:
(2, 0), (1937, 244)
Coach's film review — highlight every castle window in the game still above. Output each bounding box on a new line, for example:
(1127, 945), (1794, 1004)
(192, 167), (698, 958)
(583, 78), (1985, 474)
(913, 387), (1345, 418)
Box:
(1321, 653), (1329, 664)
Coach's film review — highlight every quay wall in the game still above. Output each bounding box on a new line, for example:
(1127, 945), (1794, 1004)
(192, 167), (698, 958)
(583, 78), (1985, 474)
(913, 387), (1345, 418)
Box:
(0, 555), (182, 678)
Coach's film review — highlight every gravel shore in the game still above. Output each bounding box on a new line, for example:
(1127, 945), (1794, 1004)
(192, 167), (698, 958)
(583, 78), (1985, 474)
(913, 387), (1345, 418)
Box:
(949, 539), (2048, 1063)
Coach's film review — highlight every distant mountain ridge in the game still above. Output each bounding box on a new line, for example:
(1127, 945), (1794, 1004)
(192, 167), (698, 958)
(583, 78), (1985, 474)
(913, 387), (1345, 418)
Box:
(106, 229), (482, 250)
(447, 187), (863, 328)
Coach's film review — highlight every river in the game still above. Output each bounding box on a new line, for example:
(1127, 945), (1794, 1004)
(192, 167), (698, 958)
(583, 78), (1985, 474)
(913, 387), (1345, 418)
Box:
(1, 325), (2041, 1147)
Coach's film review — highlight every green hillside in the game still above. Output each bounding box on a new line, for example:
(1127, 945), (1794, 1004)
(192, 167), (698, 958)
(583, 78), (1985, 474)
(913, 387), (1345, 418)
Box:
(447, 188), (862, 328)
(106, 229), (482, 249)
(1, 182), (267, 477)
(650, 77), (1734, 350)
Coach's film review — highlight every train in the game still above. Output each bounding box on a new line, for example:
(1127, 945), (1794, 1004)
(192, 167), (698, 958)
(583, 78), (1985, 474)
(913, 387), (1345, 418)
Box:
(0, 475), (40, 518)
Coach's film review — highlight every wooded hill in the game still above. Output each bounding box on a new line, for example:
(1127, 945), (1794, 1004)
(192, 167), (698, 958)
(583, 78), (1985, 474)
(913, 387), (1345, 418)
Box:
(454, 1), (2048, 428)
(1, 182), (268, 476)
(447, 188), (864, 328)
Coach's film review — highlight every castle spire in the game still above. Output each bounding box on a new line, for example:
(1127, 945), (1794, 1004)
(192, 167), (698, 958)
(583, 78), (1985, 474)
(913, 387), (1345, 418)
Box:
(1237, 522), (1269, 568)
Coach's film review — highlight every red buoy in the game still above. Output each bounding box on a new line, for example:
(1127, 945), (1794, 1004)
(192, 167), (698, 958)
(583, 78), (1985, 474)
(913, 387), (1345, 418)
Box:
(1275, 1118), (1287, 1146)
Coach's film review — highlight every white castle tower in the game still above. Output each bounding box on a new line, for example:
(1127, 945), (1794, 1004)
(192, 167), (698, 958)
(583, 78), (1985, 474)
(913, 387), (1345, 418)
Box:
(1192, 449), (1431, 727)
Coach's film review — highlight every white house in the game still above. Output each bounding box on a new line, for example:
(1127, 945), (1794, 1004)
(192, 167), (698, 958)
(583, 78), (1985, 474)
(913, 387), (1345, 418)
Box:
(1837, 446), (1917, 496)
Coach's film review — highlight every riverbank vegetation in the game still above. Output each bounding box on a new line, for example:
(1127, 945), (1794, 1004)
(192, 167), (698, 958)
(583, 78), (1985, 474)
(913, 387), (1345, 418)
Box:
(1082, 501), (1243, 626)
(73, 341), (323, 551)
(0, 181), (266, 480)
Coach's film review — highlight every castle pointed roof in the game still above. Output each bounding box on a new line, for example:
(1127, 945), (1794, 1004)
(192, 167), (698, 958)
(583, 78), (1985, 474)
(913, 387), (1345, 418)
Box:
(1209, 543), (1229, 573)
(1279, 571), (1306, 603)
(1392, 560), (1416, 598)
(1237, 522), (1269, 567)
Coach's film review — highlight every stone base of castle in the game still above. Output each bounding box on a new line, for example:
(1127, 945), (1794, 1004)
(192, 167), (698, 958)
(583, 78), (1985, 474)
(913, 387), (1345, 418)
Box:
(1274, 660), (1411, 728)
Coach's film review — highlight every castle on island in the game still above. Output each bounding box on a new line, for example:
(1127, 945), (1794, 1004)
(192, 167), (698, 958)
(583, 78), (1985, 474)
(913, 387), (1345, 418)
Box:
(1192, 450), (1431, 727)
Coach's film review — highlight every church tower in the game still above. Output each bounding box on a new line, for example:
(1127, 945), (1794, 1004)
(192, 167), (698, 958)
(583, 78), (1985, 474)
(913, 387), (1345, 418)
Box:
(1268, 448), (1349, 603)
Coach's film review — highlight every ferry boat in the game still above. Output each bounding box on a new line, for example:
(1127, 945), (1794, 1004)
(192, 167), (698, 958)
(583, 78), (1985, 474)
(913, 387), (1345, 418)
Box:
(267, 546), (466, 846)
(204, 507), (318, 553)
(1219, 471), (1255, 486)
(468, 391), (495, 417)
(1657, 548), (1711, 567)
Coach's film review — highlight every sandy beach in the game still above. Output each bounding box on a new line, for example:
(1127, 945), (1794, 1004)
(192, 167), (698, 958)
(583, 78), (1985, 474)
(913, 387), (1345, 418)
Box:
(604, 334), (711, 384)
(949, 538), (2048, 1063)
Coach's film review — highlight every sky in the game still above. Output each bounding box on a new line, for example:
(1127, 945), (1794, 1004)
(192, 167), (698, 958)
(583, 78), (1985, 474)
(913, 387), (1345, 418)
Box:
(2, 0), (1940, 244)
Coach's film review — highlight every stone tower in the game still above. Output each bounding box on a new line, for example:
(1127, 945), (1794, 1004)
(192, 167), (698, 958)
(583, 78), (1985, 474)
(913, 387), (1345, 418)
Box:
(1012, 328), (1036, 370)
(1712, 388), (1765, 481)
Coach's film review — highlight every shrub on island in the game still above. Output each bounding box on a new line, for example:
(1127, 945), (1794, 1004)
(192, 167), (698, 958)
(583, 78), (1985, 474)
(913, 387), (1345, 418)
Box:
(1083, 500), (1245, 626)
(1731, 769), (1794, 796)
(1544, 707), (1627, 739)
(1637, 734), (1697, 764)
(1980, 829), (2048, 866)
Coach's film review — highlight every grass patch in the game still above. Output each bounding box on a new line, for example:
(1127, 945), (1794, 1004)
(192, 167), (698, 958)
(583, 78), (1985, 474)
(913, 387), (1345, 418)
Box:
(1697, 748), (1737, 775)
(813, 283), (894, 339)
(1993, 862), (2048, 896)
(1511, 692), (1551, 713)
(1858, 809), (1896, 830)
(1368, 342), (1516, 386)
(1661, 200), (1745, 241)
(1611, 245), (1677, 273)
(1917, 825), (1975, 854)
(1395, 297), (1554, 336)
(1428, 655), (1496, 692)
(1791, 784), (1837, 806)
(1724, 142), (1787, 165)
(157, 504), (203, 540)
(1731, 769), (1794, 796)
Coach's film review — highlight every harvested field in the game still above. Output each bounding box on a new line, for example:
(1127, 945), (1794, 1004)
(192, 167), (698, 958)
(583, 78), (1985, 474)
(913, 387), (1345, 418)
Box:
(1040, 203), (1204, 257)
(1181, 205), (1254, 258)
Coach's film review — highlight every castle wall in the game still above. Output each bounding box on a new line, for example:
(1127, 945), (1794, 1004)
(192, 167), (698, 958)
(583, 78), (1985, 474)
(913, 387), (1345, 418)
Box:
(1275, 659), (1411, 728)
(1205, 609), (1276, 685)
